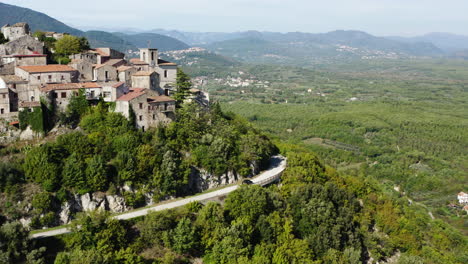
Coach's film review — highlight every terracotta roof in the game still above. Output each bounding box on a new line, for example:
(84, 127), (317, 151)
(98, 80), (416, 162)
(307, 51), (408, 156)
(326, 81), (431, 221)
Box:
(19, 101), (41, 108)
(116, 88), (146, 101)
(148, 95), (175, 103)
(459, 192), (468, 196)
(104, 59), (125, 67)
(0, 75), (27, 83)
(42, 82), (101, 92)
(94, 48), (110, 57)
(117, 66), (134, 72)
(18, 65), (77, 73)
(130, 58), (148, 65)
(9, 121), (19, 126)
(158, 59), (177, 66)
(133, 71), (155, 76)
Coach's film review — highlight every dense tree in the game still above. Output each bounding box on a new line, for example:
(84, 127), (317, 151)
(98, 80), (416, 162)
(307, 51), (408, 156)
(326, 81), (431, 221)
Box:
(0, 32), (8, 44)
(174, 68), (192, 107)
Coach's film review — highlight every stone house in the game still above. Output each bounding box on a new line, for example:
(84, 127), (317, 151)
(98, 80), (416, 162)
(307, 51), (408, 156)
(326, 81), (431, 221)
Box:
(155, 59), (177, 91)
(117, 66), (137, 86)
(93, 64), (118, 82)
(1, 54), (47, 67)
(40, 81), (128, 111)
(0, 77), (18, 116)
(131, 71), (161, 94)
(1, 23), (30, 41)
(69, 59), (94, 81)
(70, 50), (99, 64)
(0, 35), (44, 56)
(129, 58), (149, 71)
(115, 88), (175, 131)
(94, 48), (125, 64)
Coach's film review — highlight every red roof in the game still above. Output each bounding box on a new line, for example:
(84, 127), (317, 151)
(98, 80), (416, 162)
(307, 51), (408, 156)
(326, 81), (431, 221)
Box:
(18, 65), (77, 73)
(130, 58), (148, 65)
(116, 88), (146, 101)
(9, 121), (19, 126)
(42, 82), (101, 92)
(148, 95), (175, 103)
(132, 71), (156, 76)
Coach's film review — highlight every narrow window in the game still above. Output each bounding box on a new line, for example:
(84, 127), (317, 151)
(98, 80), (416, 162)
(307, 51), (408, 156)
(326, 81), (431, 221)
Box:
(61, 75), (64, 80)
(153, 114), (155, 120)
(151, 52), (154, 61)
(37, 76), (40, 80)
(164, 70), (168, 78)
(48, 75), (52, 81)
(2, 94), (5, 99)
(139, 103), (143, 109)
(61, 92), (66, 98)
(139, 115), (142, 121)
(105, 71), (109, 79)
(1, 109), (4, 114)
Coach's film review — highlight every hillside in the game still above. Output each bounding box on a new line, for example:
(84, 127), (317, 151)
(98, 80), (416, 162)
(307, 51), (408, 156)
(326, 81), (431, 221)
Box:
(114, 32), (190, 51)
(83, 31), (137, 52)
(0, 2), (82, 36)
(204, 30), (444, 66)
(389, 32), (468, 53)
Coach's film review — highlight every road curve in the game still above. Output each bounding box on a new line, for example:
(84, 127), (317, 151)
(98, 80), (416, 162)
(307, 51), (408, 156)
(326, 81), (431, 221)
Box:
(31, 155), (286, 239)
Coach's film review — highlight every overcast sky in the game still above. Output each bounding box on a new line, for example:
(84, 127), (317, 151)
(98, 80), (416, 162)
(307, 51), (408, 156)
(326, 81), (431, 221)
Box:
(2, 0), (468, 36)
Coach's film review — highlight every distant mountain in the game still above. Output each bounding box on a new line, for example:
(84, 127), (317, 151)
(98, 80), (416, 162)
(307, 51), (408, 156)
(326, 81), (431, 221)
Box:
(113, 33), (190, 51)
(0, 2), (186, 53)
(148, 29), (244, 45)
(388, 33), (468, 53)
(201, 30), (443, 66)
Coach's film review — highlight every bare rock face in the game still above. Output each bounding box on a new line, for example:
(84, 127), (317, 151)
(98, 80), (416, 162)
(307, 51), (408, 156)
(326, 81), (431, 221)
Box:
(106, 195), (127, 213)
(19, 217), (31, 227)
(59, 202), (72, 224)
(19, 126), (36, 141)
(191, 168), (239, 192)
(80, 193), (97, 211)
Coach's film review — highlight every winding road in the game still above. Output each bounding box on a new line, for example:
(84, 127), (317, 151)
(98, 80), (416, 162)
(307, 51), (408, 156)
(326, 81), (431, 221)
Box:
(31, 155), (287, 239)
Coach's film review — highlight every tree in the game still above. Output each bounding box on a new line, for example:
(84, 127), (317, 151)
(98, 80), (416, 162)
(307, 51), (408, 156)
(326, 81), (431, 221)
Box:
(62, 153), (88, 193)
(174, 68), (192, 107)
(85, 155), (108, 191)
(0, 32), (8, 44)
(64, 89), (89, 127)
(23, 143), (65, 191)
(172, 217), (197, 254)
(55, 35), (84, 55)
(0, 222), (31, 263)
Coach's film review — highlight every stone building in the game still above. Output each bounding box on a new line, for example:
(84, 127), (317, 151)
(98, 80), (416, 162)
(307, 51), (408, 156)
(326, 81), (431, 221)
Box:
(1, 54), (47, 67)
(117, 66), (137, 86)
(0, 35), (45, 56)
(1, 23), (30, 41)
(115, 88), (175, 131)
(131, 71), (161, 93)
(94, 48), (125, 64)
(0, 77), (18, 116)
(93, 64), (118, 82)
(129, 58), (149, 71)
(40, 81), (129, 111)
(155, 59), (177, 91)
(69, 59), (94, 81)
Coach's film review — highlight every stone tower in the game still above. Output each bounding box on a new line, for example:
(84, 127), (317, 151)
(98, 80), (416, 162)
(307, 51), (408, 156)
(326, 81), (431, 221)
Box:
(139, 48), (158, 67)
(1, 23), (30, 41)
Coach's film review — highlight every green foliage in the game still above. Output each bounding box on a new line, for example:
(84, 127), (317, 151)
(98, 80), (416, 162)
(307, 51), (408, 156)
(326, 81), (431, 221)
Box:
(174, 68), (192, 107)
(54, 35), (87, 56)
(0, 162), (24, 192)
(63, 89), (89, 127)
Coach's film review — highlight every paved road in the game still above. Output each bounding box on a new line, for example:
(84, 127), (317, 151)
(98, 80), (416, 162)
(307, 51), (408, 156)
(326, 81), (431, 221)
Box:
(31, 156), (286, 239)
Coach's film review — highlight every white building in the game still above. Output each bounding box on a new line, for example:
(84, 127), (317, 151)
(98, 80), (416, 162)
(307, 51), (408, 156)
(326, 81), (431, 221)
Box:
(458, 192), (468, 204)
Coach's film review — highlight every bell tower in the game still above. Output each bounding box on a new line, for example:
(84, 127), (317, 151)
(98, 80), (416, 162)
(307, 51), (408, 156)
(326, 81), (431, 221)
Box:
(139, 48), (158, 68)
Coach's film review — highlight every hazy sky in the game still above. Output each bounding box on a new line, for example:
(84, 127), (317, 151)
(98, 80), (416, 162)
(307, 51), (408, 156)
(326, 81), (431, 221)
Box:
(2, 0), (468, 36)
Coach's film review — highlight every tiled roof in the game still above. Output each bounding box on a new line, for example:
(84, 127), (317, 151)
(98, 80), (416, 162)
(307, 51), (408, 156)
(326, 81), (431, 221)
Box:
(117, 66), (134, 72)
(0, 75), (27, 83)
(116, 88), (146, 101)
(148, 95), (175, 103)
(19, 101), (41, 108)
(94, 48), (110, 57)
(158, 59), (177, 66)
(133, 71), (155, 76)
(18, 65), (77, 73)
(42, 82), (101, 92)
(105, 59), (125, 66)
(111, 82), (125, 88)
(130, 58), (148, 65)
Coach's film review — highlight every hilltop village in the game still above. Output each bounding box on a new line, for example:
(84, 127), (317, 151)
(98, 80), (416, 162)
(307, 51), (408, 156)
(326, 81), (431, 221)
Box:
(0, 22), (208, 132)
